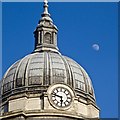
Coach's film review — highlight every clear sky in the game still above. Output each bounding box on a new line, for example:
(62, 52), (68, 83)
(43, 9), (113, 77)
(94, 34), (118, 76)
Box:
(2, 2), (118, 118)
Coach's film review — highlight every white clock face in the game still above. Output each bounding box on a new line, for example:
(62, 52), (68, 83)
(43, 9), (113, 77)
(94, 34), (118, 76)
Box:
(51, 87), (72, 108)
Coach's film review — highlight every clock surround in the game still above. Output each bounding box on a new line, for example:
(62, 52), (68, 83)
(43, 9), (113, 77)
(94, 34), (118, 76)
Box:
(47, 83), (75, 110)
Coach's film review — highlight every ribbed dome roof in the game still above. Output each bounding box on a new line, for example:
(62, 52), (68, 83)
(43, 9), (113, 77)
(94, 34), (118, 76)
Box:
(1, 51), (95, 102)
(1, 1), (97, 108)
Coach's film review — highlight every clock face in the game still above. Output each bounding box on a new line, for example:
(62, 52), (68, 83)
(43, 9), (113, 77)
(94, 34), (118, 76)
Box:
(51, 87), (72, 108)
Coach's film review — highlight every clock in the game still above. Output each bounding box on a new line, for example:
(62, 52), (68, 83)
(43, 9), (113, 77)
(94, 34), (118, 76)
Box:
(47, 84), (74, 110)
(51, 87), (72, 107)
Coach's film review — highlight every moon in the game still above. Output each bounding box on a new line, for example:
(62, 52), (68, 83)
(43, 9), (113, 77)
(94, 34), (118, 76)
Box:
(92, 44), (100, 51)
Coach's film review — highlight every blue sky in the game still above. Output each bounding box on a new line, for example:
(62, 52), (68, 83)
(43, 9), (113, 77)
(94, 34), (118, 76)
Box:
(2, 2), (118, 118)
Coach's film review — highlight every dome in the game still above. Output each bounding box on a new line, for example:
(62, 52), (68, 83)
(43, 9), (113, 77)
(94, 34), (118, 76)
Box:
(1, 51), (95, 102)
(0, 1), (99, 119)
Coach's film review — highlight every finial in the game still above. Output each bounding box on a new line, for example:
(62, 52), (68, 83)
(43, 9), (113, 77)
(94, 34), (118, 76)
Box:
(40, 0), (53, 23)
(44, 0), (48, 4)
(42, 0), (50, 16)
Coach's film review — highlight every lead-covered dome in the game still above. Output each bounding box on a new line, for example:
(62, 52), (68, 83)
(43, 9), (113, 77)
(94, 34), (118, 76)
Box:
(1, 51), (95, 102)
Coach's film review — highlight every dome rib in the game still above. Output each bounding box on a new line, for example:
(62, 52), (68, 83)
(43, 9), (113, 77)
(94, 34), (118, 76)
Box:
(80, 66), (95, 98)
(62, 56), (74, 88)
(43, 52), (49, 85)
(57, 54), (68, 84)
(60, 55), (72, 86)
(48, 52), (52, 85)
(3, 60), (20, 79)
(64, 56), (92, 94)
(2, 60), (20, 94)
(43, 52), (46, 85)
(24, 54), (34, 88)
(15, 55), (30, 88)
(27, 53), (44, 87)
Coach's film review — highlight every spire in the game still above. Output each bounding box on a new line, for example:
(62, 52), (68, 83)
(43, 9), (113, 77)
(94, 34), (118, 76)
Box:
(33, 0), (59, 53)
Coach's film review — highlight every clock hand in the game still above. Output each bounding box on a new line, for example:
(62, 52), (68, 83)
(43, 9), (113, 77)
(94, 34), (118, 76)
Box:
(52, 93), (62, 98)
(60, 96), (63, 106)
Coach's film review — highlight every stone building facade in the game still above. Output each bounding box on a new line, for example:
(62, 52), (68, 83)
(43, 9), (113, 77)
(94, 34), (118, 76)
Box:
(0, 1), (99, 120)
